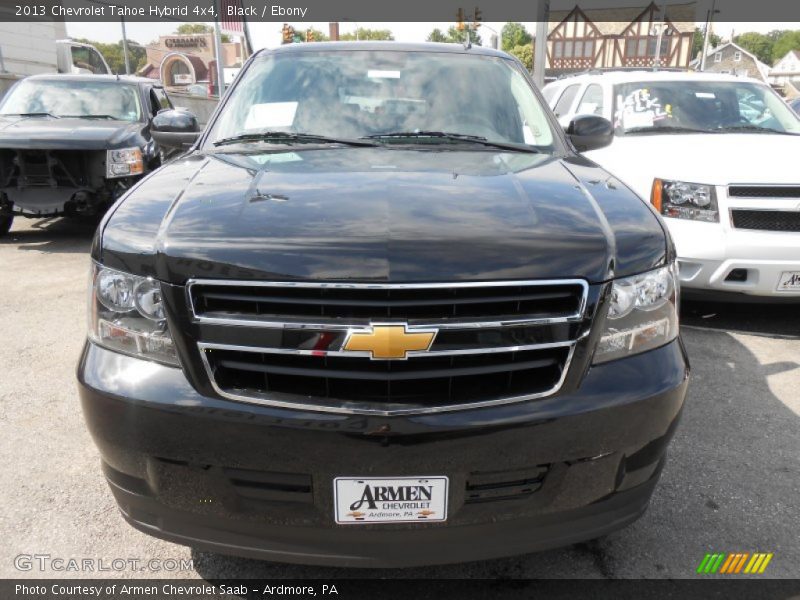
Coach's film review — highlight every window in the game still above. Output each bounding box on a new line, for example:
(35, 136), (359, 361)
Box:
(207, 51), (558, 148)
(553, 83), (580, 117)
(553, 41), (563, 59)
(613, 80), (800, 134)
(626, 35), (670, 60)
(150, 88), (172, 116)
(574, 41), (583, 58)
(576, 84), (604, 116)
(70, 45), (107, 74)
(584, 40), (595, 58)
(715, 52), (722, 63)
(542, 85), (559, 105)
(647, 37), (671, 57)
(734, 51), (742, 62)
(564, 41), (574, 58)
(0, 80), (142, 121)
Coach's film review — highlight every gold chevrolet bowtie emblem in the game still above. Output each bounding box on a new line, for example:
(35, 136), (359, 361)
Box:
(343, 324), (437, 360)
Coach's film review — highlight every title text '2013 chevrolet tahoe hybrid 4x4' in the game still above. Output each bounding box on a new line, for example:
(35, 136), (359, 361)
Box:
(77, 43), (689, 567)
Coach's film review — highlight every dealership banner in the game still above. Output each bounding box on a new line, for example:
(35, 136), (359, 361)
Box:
(4, 579), (800, 599)
(2, 0), (800, 22)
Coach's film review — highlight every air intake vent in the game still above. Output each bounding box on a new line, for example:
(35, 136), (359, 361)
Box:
(189, 280), (586, 324)
(731, 209), (800, 232)
(465, 466), (549, 503)
(205, 346), (569, 408)
(728, 186), (800, 199)
(223, 467), (313, 504)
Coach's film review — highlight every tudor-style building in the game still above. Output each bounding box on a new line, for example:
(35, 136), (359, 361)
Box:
(546, 2), (696, 77)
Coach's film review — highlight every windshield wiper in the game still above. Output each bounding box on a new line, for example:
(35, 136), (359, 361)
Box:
(714, 124), (797, 135)
(63, 114), (118, 120)
(624, 126), (711, 135)
(3, 112), (60, 119)
(363, 131), (539, 153)
(213, 131), (378, 147)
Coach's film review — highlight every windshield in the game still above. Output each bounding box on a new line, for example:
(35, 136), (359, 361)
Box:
(613, 80), (800, 135)
(207, 50), (556, 150)
(0, 80), (142, 121)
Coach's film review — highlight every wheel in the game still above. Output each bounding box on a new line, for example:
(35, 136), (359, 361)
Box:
(0, 214), (12, 237)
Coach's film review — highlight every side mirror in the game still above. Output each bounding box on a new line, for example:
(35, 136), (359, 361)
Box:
(566, 115), (614, 153)
(151, 109), (201, 151)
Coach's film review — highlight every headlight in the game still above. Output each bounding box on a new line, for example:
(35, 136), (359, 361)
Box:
(88, 263), (179, 366)
(106, 147), (143, 178)
(593, 264), (679, 364)
(651, 178), (719, 222)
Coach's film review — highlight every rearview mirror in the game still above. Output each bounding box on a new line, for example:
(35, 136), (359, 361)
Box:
(151, 109), (201, 151)
(566, 115), (614, 153)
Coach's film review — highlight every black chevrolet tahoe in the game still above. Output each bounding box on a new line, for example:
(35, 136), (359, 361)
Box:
(77, 42), (690, 567)
(0, 75), (170, 235)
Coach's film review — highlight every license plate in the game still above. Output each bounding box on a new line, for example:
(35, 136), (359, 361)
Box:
(334, 476), (448, 524)
(777, 271), (800, 291)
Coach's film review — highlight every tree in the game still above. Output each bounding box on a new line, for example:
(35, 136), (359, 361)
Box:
(734, 32), (773, 65)
(75, 38), (147, 75)
(340, 28), (394, 41)
(501, 22), (532, 52)
(691, 27), (721, 59)
(427, 28), (449, 43)
(425, 26), (482, 46)
(175, 23), (230, 43)
(771, 30), (800, 64)
(509, 44), (533, 71)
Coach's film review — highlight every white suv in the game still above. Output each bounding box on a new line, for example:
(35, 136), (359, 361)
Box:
(544, 71), (800, 299)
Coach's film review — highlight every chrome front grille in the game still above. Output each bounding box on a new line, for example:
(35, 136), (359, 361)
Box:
(188, 280), (592, 415)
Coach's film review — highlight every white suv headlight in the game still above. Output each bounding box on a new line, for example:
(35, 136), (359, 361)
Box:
(106, 147), (144, 178)
(593, 264), (679, 364)
(651, 178), (719, 223)
(89, 263), (179, 366)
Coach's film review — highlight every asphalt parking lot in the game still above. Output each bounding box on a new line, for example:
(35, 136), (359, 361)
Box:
(1, 217), (798, 580)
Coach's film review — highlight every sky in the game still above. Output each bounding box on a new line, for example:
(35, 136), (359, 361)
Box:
(65, 20), (800, 51)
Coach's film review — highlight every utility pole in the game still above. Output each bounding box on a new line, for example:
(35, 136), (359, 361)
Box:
(533, 0), (550, 88)
(214, 5), (226, 96)
(120, 17), (131, 75)
(242, 19), (254, 57)
(700, 0), (718, 71)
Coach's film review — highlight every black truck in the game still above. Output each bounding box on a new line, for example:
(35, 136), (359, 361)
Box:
(0, 74), (172, 235)
(77, 42), (690, 567)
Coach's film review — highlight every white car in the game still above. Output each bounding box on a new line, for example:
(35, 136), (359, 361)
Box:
(543, 71), (800, 299)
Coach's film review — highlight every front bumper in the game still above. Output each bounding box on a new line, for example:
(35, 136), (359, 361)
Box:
(78, 339), (689, 567)
(668, 217), (800, 298)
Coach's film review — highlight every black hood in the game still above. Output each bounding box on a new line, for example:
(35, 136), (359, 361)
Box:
(0, 116), (144, 150)
(98, 147), (668, 284)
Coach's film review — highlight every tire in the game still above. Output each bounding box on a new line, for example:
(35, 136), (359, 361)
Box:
(0, 215), (12, 237)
